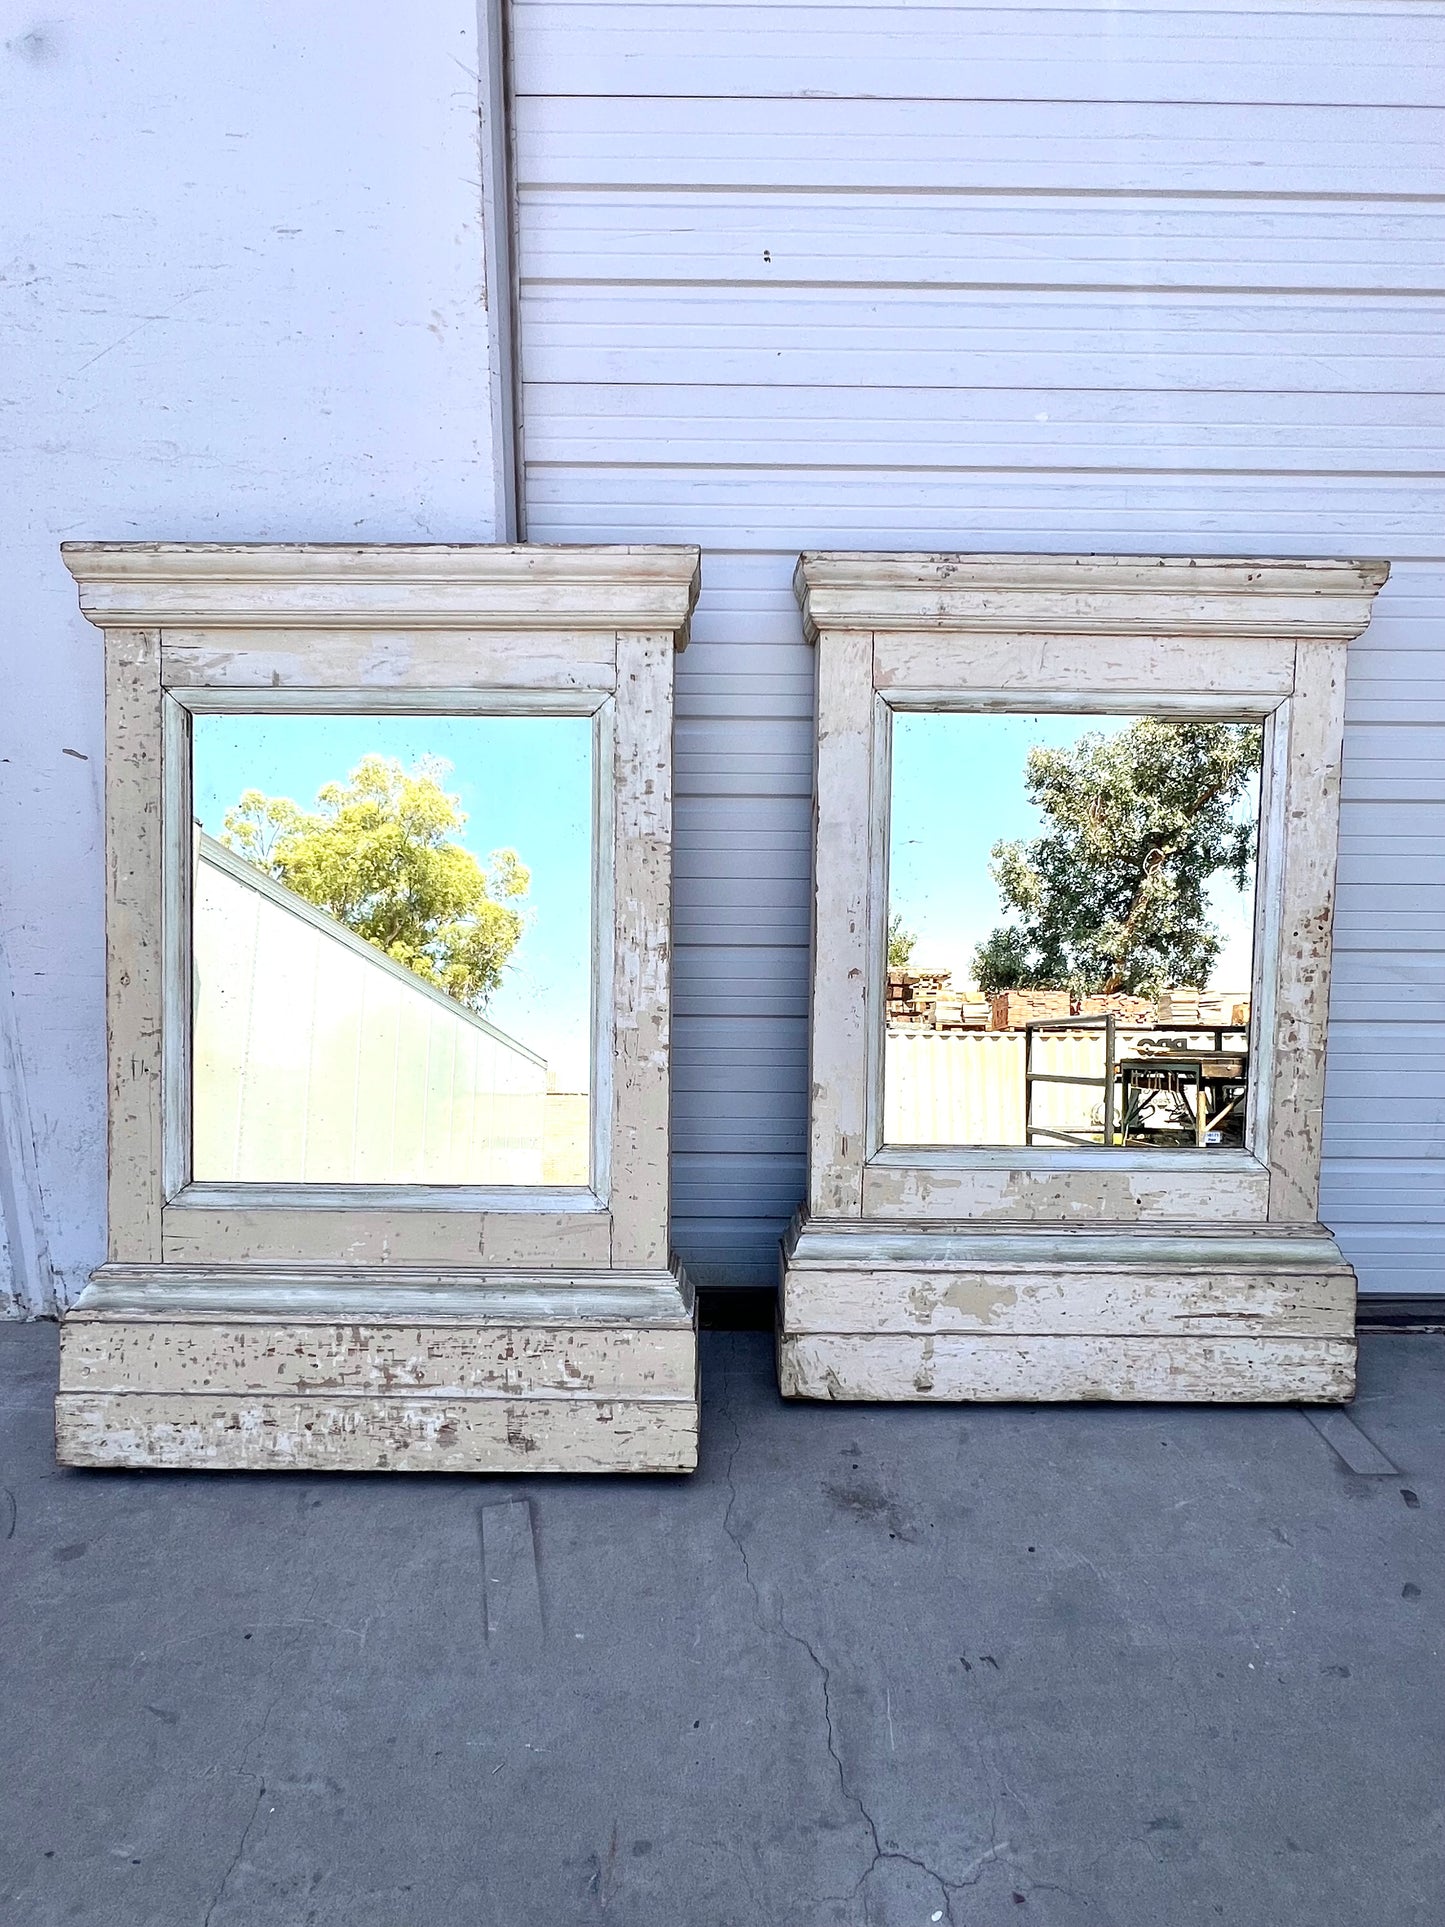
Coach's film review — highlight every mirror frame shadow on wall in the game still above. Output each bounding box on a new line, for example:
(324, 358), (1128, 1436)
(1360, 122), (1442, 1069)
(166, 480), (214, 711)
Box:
(55, 542), (702, 1474)
(782, 552), (1389, 1405)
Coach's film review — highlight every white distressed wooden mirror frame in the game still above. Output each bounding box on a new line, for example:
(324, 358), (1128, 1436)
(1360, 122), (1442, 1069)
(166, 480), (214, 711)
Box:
(56, 543), (702, 1473)
(782, 553), (1389, 1405)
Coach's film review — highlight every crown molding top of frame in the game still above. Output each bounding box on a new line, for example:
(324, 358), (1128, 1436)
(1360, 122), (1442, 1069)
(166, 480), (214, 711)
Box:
(793, 552), (1390, 646)
(61, 543), (702, 637)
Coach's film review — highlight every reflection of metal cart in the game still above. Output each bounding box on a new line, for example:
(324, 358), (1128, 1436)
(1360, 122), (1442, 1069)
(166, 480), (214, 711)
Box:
(1024, 1015), (1249, 1148)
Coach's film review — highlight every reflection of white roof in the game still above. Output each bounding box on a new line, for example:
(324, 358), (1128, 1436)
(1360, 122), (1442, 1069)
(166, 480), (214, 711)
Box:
(198, 830), (545, 1070)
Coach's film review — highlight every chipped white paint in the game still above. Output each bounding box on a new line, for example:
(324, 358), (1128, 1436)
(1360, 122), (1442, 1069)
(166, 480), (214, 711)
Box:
(783, 1222), (1354, 1338)
(778, 1334), (1355, 1405)
(104, 631), (165, 1261)
(808, 625), (875, 1216)
(56, 1393), (698, 1474)
(782, 553), (1386, 1403)
(610, 632), (676, 1266)
(860, 1158), (1270, 1225)
(1267, 640), (1352, 1222)
(58, 543), (702, 1472)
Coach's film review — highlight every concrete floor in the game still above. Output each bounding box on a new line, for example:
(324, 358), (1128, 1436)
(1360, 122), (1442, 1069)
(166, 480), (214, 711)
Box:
(1, 1326), (1440, 1927)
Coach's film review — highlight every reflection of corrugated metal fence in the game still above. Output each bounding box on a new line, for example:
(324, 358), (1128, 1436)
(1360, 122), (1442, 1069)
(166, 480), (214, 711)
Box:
(193, 836), (563, 1185)
(884, 1031), (1107, 1146)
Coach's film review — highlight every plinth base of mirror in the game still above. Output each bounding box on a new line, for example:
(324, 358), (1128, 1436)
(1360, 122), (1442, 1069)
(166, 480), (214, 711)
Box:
(56, 1263), (699, 1473)
(778, 1216), (1357, 1403)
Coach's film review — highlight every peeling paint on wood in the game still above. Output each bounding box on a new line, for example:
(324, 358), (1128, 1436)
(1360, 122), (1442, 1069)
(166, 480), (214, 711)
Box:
(159, 1205), (613, 1268)
(808, 625), (874, 1217)
(610, 632), (674, 1268)
(860, 1162), (1271, 1222)
(106, 629), (164, 1262)
(778, 1333), (1355, 1404)
(783, 1265), (1353, 1338)
(59, 1319), (697, 1398)
(55, 1391), (698, 1473)
(1268, 640), (1350, 1221)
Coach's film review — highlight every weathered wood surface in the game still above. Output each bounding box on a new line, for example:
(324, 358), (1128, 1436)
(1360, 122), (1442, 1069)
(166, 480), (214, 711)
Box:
(106, 629), (164, 1262)
(609, 632), (674, 1267)
(1268, 640), (1350, 1220)
(78, 1263), (695, 1322)
(60, 1320), (696, 1398)
(159, 1205), (613, 1268)
(872, 632), (1296, 698)
(161, 630), (620, 691)
(58, 1264), (697, 1472)
(808, 626), (875, 1215)
(63, 542), (702, 633)
(796, 553), (1390, 643)
(783, 1267), (1353, 1338)
(778, 1333), (1355, 1403)
(860, 1160), (1271, 1223)
(55, 1392), (699, 1473)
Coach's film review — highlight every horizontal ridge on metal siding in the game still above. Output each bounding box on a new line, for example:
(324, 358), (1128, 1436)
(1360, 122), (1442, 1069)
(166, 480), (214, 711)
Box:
(514, 0), (1445, 1290)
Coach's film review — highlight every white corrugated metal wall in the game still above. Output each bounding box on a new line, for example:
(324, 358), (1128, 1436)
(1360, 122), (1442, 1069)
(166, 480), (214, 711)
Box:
(510, 0), (1445, 1294)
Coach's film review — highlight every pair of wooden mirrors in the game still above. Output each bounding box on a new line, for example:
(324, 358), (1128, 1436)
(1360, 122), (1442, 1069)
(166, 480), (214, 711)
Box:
(55, 545), (1386, 1478)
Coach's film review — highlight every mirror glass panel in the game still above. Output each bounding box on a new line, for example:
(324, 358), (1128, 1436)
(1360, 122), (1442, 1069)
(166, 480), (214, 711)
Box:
(885, 711), (1263, 1150)
(189, 713), (594, 1186)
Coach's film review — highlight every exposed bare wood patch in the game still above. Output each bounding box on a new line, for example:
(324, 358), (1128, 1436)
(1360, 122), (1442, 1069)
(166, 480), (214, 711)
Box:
(55, 1391), (699, 1473)
(779, 1332), (1355, 1404)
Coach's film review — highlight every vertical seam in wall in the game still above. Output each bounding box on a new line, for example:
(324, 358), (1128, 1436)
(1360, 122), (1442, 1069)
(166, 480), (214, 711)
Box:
(477, 0), (525, 541)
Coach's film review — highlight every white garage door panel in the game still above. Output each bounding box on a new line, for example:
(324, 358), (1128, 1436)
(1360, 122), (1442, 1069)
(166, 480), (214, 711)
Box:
(529, 476), (1444, 551)
(515, 0), (1445, 1291)
(522, 193), (1445, 294)
(529, 409), (1443, 476)
(514, 3), (1444, 108)
(518, 96), (1442, 197)
(523, 290), (1444, 394)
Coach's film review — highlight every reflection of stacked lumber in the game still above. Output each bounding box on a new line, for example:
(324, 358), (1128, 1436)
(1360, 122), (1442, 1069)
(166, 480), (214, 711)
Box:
(1075, 993), (1156, 1024)
(1202, 991), (1251, 1027)
(1156, 987), (1251, 1027)
(989, 989), (1071, 1030)
(886, 970), (990, 1030)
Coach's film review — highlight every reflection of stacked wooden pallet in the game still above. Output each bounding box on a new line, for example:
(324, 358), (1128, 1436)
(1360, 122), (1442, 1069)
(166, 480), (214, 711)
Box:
(989, 989), (1070, 1029)
(1076, 993), (1156, 1024)
(886, 971), (1251, 1035)
(886, 970), (989, 1029)
(1157, 987), (1251, 1027)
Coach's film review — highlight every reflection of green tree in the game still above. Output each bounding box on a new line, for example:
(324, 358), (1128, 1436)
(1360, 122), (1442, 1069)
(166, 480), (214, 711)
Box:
(972, 720), (1262, 996)
(222, 754), (528, 1009)
(887, 914), (917, 970)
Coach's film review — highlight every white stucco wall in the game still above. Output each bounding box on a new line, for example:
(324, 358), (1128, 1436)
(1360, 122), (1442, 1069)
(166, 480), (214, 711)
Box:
(0, 2), (503, 1307)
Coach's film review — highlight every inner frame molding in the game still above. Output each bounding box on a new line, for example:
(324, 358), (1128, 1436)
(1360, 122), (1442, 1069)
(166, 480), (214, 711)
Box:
(782, 551), (1389, 1404)
(56, 542), (703, 1473)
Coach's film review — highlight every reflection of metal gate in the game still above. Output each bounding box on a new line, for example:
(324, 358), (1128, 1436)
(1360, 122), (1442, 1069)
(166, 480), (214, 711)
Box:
(1024, 1015), (1249, 1148)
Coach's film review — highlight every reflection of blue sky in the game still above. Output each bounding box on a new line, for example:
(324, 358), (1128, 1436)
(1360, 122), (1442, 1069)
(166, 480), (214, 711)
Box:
(192, 714), (593, 1088)
(889, 712), (1258, 992)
